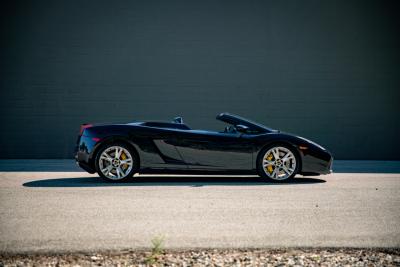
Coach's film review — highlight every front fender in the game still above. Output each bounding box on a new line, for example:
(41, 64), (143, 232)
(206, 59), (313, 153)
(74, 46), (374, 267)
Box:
(251, 132), (332, 174)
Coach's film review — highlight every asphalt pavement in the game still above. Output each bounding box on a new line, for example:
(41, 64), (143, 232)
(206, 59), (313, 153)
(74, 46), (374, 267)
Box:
(0, 160), (399, 252)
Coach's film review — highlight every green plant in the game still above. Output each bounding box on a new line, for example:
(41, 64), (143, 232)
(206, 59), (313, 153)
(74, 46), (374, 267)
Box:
(145, 235), (165, 265)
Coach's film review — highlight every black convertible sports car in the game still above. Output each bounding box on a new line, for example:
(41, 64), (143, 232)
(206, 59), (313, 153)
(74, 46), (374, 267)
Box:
(75, 113), (332, 182)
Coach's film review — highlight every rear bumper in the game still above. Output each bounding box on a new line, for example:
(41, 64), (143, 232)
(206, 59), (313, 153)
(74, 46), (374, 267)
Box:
(76, 161), (96, 174)
(75, 135), (98, 174)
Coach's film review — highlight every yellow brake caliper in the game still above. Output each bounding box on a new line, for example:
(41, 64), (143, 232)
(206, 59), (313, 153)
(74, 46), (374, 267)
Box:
(266, 153), (274, 174)
(121, 152), (127, 169)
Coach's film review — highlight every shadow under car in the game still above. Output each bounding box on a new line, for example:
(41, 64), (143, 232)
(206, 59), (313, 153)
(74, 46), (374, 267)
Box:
(22, 175), (326, 187)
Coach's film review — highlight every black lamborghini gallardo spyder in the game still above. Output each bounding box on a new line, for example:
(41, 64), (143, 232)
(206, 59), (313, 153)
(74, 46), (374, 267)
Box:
(75, 113), (332, 182)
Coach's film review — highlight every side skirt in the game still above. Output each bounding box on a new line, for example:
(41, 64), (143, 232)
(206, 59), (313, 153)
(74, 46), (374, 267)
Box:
(139, 168), (257, 175)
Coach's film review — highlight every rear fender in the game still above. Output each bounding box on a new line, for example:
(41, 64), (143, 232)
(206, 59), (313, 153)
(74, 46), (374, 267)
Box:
(90, 135), (141, 169)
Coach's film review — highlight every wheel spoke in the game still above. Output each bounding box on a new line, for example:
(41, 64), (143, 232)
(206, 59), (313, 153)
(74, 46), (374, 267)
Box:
(114, 147), (122, 159)
(282, 165), (291, 175)
(282, 152), (293, 162)
(272, 148), (280, 160)
(263, 160), (274, 166)
(271, 167), (278, 178)
(101, 154), (113, 162)
(101, 165), (112, 175)
(120, 158), (132, 165)
(118, 167), (125, 177)
(108, 167), (116, 177)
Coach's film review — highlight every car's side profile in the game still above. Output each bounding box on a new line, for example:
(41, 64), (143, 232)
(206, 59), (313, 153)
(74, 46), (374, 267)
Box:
(75, 113), (333, 182)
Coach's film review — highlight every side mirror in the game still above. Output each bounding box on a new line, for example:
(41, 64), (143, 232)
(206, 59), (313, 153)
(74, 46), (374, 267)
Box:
(235, 124), (249, 134)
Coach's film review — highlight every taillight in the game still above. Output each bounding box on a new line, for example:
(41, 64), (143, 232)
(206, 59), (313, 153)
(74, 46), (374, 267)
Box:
(79, 124), (93, 135)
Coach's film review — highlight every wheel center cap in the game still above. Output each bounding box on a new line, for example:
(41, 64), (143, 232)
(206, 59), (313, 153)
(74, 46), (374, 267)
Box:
(276, 159), (283, 166)
(112, 159), (120, 167)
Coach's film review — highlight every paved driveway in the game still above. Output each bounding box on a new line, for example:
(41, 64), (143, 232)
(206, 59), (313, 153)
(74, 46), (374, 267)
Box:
(0, 160), (399, 252)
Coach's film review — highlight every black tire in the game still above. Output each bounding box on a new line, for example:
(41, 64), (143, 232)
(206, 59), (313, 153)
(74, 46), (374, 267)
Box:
(94, 142), (139, 182)
(257, 143), (300, 183)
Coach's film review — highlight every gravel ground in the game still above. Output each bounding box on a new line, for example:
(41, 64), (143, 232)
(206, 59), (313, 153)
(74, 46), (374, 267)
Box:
(1, 248), (399, 267)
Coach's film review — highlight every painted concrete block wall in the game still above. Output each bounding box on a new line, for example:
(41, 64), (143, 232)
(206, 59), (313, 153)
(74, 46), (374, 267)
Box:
(1, 0), (399, 159)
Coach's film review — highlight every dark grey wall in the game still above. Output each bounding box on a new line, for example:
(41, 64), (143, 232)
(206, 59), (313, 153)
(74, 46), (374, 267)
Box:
(1, 0), (399, 159)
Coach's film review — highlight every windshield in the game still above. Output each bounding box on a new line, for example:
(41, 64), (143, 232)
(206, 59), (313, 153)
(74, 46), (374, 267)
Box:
(216, 113), (275, 133)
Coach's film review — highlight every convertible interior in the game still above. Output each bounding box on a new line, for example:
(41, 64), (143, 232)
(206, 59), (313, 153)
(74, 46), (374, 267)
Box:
(139, 116), (249, 134)
(171, 116), (247, 134)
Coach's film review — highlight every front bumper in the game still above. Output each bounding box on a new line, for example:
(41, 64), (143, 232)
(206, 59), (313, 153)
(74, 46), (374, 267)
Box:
(301, 148), (333, 175)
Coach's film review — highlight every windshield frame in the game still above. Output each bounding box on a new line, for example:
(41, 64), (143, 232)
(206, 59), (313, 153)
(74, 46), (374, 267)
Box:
(216, 113), (275, 133)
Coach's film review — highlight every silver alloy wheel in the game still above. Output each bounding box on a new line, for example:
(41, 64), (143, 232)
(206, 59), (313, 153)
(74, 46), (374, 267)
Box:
(98, 146), (134, 180)
(262, 146), (296, 180)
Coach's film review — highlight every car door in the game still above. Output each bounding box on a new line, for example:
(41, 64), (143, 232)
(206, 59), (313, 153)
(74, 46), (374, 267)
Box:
(172, 130), (254, 170)
(132, 126), (188, 169)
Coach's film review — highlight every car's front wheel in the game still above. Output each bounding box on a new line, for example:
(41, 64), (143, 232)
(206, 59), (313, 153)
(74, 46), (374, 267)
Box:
(257, 144), (299, 182)
(95, 143), (138, 182)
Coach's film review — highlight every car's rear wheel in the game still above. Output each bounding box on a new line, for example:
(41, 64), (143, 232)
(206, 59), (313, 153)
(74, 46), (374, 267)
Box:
(257, 144), (299, 182)
(95, 143), (138, 182)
